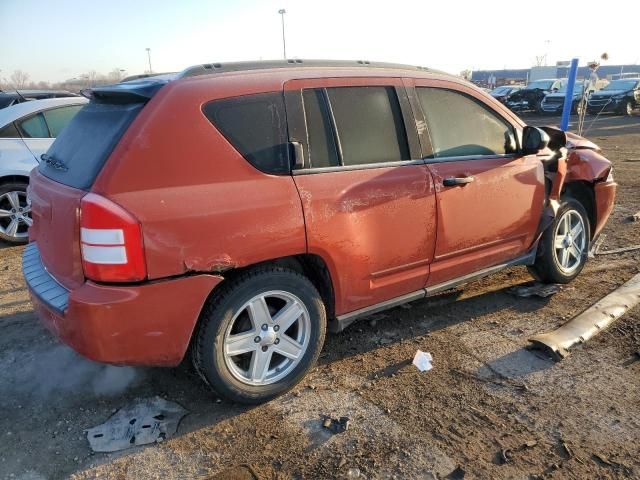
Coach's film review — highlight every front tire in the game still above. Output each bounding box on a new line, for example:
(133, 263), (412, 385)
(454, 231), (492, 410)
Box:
(528, 197), (590, 284)
(0, 182), (31, 244)
(192, 267), (326, 404)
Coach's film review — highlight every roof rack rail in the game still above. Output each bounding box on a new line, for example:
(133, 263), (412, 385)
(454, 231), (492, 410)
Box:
(178, 59), (446, 79)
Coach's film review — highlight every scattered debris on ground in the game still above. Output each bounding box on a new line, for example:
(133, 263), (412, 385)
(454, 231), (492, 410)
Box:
(321, 415), (351, 434)
(507, 282), (563, 298)
(412, 350), (433, 372)
(589, 234), (607, 256)
(596, 244), (640, 255)
(626, 211), (640, 222)
(530, 272), (640, 360)
(86, 396), (188, 452)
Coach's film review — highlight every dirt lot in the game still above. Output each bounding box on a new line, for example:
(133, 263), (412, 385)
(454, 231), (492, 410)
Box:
(1, 114), (638, 480)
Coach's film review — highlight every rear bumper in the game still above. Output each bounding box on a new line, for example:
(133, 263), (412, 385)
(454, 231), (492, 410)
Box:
(24, 243), (223, 366)
(593, 181), (617, 239)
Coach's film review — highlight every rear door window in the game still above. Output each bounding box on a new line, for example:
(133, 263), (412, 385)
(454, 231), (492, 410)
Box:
(43, 105), (83, 137)
(326, 86), (410, 166)
(417, 87), (515, 158)
(203, 92), (290, 174)
(301, 86), (410, 168)
(39, 102), (144, 190)
(18, 113), (50, 138)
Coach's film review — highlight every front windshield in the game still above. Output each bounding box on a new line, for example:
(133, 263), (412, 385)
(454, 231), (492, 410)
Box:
(526, 80), (553, 90)
(602, 80), (638, 91)
(557, 83), (585, 94)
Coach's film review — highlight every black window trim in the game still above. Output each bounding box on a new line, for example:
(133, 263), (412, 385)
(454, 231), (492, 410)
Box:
(290, 83), (422, 175)
(413, 85), (522, 162)
(0, 121), (23, 139)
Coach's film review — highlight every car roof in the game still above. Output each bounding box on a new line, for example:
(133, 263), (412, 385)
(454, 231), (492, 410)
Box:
(0, 89), (77, 97)
(0, 96), (89, 127)
(91, 59), (462, 103)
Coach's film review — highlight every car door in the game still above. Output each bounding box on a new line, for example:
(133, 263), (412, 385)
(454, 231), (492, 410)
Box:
(408, 79), (545, 286)
(285, 77), (437, 317)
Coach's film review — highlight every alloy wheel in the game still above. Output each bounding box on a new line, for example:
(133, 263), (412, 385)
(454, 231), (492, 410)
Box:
(553, 209), (586, 274)
(0, 191), (32, 240)
(626, 101), (634, 116)
(223, 290), (311, 386)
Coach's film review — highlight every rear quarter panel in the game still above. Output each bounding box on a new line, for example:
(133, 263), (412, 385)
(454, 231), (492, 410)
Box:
(92, 77), (306, 279)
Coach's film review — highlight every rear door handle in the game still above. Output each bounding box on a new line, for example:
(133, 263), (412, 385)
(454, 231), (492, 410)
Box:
(443, 176), (475, 187)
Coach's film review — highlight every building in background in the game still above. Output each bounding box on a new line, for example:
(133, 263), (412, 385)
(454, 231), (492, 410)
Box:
(472, 64), (640, 87)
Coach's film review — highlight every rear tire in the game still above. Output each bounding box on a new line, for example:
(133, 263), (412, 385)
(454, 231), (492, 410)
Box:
(0, 181), (31, 244)
(192, 267), (326, 404)
(528, 197), (590, 284)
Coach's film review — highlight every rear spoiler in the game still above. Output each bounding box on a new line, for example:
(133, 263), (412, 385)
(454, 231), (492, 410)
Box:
(85, 74), (176, 103)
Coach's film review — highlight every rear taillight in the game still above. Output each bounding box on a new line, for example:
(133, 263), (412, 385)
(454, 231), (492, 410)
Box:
(80, 193), (146, 282)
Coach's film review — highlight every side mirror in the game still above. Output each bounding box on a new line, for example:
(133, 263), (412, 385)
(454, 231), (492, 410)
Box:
(522, 126), (550, 155)
(551, 88), (558, 93)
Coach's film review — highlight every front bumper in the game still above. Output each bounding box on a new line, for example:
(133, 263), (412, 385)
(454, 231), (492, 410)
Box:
(587, 98), (624, 113)
(23, 243), (223, 366)
(506, 100), (531, 111)
(540, 102), (564, 113)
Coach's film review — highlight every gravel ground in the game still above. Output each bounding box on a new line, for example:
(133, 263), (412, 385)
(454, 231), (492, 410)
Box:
(0, 113), (638, 480)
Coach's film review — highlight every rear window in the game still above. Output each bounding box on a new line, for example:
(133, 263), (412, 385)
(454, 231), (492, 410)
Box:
(202, 92), (290, 175)
(39, 101), (144, 190)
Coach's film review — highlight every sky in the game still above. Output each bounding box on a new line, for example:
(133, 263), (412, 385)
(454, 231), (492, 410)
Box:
(0, 0), (636, 83)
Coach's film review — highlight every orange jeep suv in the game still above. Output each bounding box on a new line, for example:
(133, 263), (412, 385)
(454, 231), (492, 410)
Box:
(23, 60), (616, 403)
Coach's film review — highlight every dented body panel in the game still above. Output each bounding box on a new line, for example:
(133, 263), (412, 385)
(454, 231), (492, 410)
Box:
(294, 165), (437, 316)
(426, 155), (545, 286)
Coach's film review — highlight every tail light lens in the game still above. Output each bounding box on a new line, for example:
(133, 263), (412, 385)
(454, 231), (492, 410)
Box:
(80, 193), (146, 282)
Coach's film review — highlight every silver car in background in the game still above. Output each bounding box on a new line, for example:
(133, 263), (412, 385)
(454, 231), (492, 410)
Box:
(0, 96), (88, 243)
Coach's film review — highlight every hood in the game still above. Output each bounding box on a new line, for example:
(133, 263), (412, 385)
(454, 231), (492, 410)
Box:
(591, 89), (628, 98)
(545, 91), (580, 99)
(565, 131), (599, 151)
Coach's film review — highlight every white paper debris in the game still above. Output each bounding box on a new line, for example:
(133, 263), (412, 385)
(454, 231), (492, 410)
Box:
(412, 350), (433, 372)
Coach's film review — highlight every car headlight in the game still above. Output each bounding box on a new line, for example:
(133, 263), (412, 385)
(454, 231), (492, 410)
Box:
(606, 168), (614, 182)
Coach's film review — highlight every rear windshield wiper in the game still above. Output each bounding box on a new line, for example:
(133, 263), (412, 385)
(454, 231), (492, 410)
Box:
(40, 153), (68, 172)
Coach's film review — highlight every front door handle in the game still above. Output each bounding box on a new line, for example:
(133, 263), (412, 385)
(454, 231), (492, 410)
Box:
(443, 176), (475, 187)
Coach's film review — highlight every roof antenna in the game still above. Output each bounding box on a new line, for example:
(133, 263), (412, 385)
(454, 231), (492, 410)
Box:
(13, 89), (28, 102)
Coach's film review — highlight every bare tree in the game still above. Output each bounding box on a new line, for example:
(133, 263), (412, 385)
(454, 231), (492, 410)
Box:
(459, 69), (472, 80)
(108, 68), (123, 82)
(10, 70), (30, 88)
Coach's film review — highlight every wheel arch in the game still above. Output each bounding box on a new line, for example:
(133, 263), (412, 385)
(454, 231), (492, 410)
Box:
(205, 253), (337, 324)
(0, 174), (30, 186)
(562, 180), (596, 239)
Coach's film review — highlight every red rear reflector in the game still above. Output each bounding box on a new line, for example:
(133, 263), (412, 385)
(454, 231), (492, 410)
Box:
(80, 193), (146, 282)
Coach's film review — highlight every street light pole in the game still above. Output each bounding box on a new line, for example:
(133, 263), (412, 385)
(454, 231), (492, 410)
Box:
(278, 9), (287, 59)
(146, 48), (153, 74)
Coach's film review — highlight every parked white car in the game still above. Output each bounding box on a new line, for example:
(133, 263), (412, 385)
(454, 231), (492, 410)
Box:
(0, 96), (88, 243)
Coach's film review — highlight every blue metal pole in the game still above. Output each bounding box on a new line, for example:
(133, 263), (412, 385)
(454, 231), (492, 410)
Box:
(560, 58), (579, 131)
